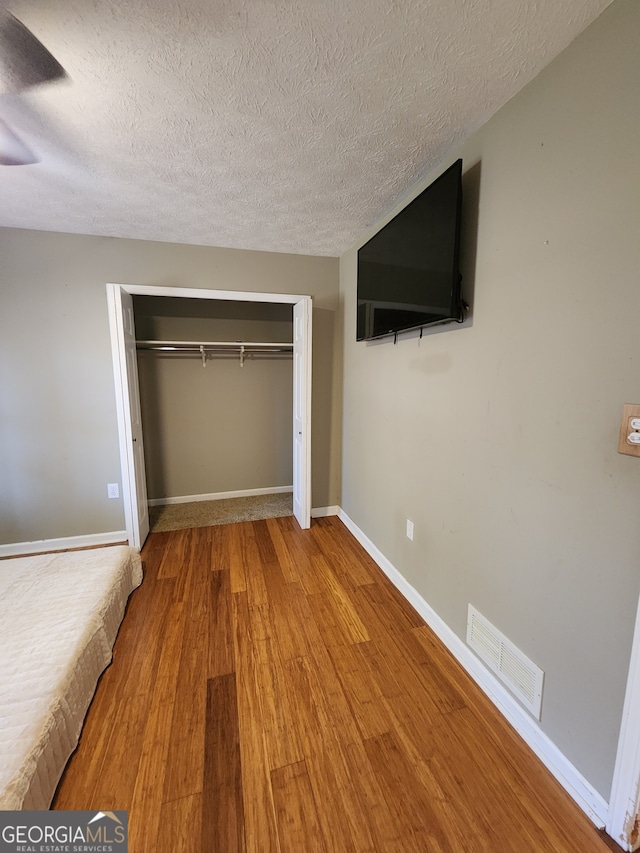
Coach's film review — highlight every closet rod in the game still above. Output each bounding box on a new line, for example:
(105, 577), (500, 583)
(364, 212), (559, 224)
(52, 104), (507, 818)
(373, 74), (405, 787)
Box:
(136, 340), (293, 368)
(136, 340), (293, 352)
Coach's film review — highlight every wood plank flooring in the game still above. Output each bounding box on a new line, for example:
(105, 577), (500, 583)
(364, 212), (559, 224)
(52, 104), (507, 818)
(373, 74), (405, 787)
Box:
(53, 517), (620, 851)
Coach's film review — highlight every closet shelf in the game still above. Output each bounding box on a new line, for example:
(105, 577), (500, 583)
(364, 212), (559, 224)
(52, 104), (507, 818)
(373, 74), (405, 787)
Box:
(136, 340), (293, 351)
(136, 340), (293, 367)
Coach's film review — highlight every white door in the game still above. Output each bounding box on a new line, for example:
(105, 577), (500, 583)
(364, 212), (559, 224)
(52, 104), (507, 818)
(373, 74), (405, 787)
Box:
(607, 592), (640, 849)
(107, 285), (149, 549)
(292, 297), (312, 529)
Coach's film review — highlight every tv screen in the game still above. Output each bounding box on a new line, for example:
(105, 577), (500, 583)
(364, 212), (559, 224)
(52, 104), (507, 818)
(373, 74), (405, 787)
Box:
(357, 159), (464, 341)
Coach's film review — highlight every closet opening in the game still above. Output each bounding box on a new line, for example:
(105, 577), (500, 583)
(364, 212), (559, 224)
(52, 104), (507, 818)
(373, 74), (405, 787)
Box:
(107, 284), (312, 549)
(134, 296), (295, 534)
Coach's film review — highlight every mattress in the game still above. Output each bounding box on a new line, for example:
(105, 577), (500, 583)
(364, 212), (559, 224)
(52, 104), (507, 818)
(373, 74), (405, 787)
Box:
(0, 545), (143, 810)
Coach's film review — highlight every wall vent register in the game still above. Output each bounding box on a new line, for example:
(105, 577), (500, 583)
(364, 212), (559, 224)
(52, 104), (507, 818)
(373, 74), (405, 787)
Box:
(467, 605), (544, 720)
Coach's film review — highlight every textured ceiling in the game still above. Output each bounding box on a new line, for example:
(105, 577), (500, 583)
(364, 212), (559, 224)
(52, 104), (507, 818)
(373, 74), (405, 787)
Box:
(0, 0), (612, 256)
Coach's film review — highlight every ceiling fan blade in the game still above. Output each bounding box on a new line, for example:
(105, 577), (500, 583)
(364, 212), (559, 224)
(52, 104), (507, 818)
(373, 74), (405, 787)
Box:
(0, 12), (67, 93)
(0, 117), (38, 165)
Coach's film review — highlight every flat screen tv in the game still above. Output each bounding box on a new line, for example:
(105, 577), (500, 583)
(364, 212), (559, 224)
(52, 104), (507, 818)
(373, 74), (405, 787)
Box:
(357, 158), (464, 341)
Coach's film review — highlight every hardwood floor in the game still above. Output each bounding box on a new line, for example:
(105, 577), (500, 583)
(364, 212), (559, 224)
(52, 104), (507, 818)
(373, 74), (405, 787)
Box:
(53, 517), (620, 851)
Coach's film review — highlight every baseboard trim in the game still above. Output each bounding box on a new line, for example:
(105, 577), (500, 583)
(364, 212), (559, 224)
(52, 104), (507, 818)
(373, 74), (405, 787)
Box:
(311, 505), (340, 518)
(337, 508), (609, 829)
(148, 486), (293, 506)
(0, 530), (129, 558)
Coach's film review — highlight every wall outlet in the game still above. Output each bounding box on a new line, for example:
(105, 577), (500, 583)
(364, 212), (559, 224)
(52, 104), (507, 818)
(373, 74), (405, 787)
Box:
(406, 518), (414, 541)
(107, 483), (120, 499)
(618, 403), (640, 458)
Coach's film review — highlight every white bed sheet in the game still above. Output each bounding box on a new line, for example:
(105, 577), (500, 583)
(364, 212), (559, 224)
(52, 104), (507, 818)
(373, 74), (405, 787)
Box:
(0, 545), (142, 810)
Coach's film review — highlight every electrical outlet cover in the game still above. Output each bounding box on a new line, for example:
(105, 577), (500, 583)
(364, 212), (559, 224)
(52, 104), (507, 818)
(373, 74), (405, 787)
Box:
(618, 403), (640, 458)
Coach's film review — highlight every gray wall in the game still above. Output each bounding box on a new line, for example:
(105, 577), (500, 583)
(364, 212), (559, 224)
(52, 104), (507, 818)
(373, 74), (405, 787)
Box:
(134, 297), (294, 499)
(0, 233), (340, 544)
(339, 0), (640, 799)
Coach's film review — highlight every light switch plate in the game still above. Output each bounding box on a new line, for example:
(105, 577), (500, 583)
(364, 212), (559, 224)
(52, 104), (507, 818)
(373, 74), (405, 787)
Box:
(618, 404), (640, 457)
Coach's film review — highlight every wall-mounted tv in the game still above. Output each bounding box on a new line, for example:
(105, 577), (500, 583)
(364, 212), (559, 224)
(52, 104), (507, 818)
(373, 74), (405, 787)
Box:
(357, 159), (464, 341)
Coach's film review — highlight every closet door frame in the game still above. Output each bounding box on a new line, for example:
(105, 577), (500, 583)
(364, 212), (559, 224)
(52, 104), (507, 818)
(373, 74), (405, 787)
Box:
(107, 283), (312, 548)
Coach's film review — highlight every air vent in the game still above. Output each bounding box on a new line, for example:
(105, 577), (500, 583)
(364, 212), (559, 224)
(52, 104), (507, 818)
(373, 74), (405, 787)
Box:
(467, 605), (544, 719)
